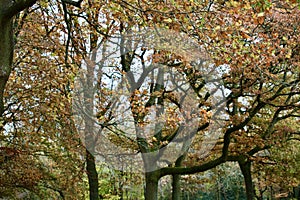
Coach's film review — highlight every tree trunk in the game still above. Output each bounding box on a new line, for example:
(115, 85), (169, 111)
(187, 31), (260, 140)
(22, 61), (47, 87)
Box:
(172, 174), (181, 200)
(0, 15), (13, 116)
(0, 0), (37, 117)
(172, 154), (186, 200)
(84, 32), (99, 199)
(145, 171), (159, 200)
(86, 149), (99, 200)
(239, 160), (254, 200)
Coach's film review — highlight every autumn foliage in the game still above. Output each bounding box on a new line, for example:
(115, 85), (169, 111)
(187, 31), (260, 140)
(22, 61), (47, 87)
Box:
(0, 0), (299, 199)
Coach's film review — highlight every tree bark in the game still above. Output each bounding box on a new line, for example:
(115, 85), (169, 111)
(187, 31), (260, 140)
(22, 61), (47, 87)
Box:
(0, 0), (37, 117)
(172, 154), (186, 200)
(172, 174), (181, 200)
(0, 16), (13, 115)
(145, 171), (159, 200)
(86, 149), (99, 200)
(238, 160), (254, 200)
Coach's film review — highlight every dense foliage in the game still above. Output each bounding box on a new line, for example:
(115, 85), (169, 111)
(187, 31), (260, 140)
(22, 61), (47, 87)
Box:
(0, 0), (299, 199)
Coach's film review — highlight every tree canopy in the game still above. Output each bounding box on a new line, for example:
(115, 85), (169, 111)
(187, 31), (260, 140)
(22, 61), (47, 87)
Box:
(0, 0), (299, 199)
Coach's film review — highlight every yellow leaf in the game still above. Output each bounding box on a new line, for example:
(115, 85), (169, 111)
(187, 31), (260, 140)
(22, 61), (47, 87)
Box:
(152, 137), (157, 142)
(257, 12), (265, 17)
(163, 18), (172, 23)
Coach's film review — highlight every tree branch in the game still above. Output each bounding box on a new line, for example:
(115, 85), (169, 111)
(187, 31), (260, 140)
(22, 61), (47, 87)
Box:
(2, 0), (37, 19)
(159, 156), (225, 177)
(61, 0), (83, 7)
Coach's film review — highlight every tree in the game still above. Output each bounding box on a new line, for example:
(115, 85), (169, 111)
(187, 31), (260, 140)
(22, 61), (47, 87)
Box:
(1, 2), (86, 198)
(1, 0), (299, 199)
(69, 1), (299, 199)
(0, 0), (86, 198)
(0, 0), (37, 115)
(221, 2), (300, 199)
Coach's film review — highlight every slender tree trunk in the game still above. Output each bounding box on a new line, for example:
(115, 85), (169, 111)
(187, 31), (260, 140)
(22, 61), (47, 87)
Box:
(239, 160), (255, 200)
(172, 136), (192, 200)
(86, 149), (99, 200)
(172, 174), (181, 200)
(172, 155), (186, 200)
(84, 26), (99, 199)
(145, 171), (159, 200)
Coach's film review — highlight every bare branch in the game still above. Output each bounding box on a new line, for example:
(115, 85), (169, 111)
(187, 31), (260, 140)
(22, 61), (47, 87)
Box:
(61, 0), (83, 7)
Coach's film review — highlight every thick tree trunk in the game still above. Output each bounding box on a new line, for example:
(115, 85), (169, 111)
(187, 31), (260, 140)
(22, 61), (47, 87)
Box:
(0, 0), (37, 117)
(86, 149), (99, 200)
(145, 171), (159, 200)
(0, 16), (13, 116)
(239, 160), (254, 200)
